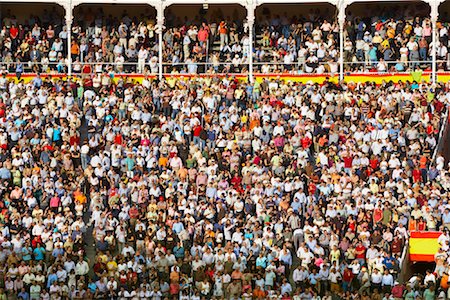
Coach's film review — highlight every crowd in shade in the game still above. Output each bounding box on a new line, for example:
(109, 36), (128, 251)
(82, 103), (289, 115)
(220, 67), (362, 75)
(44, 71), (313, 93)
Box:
(2, 4), (450, 75)
(0, 61), (449, 300)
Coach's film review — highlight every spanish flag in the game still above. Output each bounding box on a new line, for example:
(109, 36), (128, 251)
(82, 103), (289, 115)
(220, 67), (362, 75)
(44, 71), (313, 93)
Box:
(409, 231), (443, 262)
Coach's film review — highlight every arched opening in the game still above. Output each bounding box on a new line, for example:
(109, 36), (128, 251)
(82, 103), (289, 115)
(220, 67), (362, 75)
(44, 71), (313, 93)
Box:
(0, 2), (64, 26)
(254, 3), (337, 74)
(345, 1), (431, 73)
(162, 4), (247, 75)
(72, 3), (156, 73)
(439, 1), (450, 22)
(0, 2), (65, 73)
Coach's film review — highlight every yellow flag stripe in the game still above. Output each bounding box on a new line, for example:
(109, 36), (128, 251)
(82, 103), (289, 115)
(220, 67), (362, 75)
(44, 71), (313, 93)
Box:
(410, 238), (440, 255)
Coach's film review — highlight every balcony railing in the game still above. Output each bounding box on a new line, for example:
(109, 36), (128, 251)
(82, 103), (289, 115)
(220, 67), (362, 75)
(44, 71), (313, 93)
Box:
(1, 59), (448, 77)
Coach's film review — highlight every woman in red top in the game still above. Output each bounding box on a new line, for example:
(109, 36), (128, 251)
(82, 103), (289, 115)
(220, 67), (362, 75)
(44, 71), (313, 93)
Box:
(412, 167), (422, 183)
(114, 133), (123, 145)
(118, 270), (127, 287)
(417, 217), (427, 231)
(370, 155), (379, 170)
(347, 216), (357, 232)
(9, 24), (18, 41)
(373, 206), (383, 225)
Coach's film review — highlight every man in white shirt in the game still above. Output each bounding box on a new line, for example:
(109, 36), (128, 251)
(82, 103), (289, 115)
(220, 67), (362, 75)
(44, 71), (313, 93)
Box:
(137, 46), (148, 73)
(328, 268), (342, 293)
(381, 269), (394, 293)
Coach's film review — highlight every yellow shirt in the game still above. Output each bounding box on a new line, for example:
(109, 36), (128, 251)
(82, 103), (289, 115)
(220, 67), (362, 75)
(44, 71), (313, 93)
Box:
(387, 28), (395, 39)
(167, 77), (177, 88)
(404, 24), (412, 35)
(331, 249), (340, 262)
(159, 156), (168, 167)
(106, 261), (117, 273)
(372, 35), (383, 44)
(370, 183), (379, 194)
(380, 39), (390, 49)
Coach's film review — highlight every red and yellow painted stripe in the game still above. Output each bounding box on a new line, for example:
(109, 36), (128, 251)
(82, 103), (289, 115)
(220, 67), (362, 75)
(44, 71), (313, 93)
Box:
(4, 71), (450, 84)
(409, 231), (442, 262)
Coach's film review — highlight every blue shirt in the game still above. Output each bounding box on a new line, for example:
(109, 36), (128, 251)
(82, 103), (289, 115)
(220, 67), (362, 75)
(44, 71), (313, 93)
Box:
(368, 47), (378, 61)
(32, 77), (43, 88)
(173, 246), (185, 258)
(22, 247), (32, 261)
(125, 157), (135, 171)
(47, 273), (58, 288)
(308, 273), (318, 285)
(18, 291), (29, 300)
(88, 282), (97, 292)
(291, 201), (301, 212)
(33, 247), (45, 260)
(52, 247), (64, 258)
(256, 256), (267, 268)
(16, 63), (23, 73)
(383, 256), (394, 269)
(172, 222), (184, 234)
(395, 63), (405, 71)
(443, 212), (450, 224)
(0, 167), (11, 179)
(52, 128), (61, 141)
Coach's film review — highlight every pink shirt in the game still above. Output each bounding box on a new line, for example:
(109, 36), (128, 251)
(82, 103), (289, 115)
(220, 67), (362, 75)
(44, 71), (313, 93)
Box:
(50, 196), (61, 208)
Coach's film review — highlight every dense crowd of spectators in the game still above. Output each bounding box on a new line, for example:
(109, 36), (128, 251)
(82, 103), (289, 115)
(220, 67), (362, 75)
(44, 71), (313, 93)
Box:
(254, 4), (450, 74)
(2, 6), (450, 75)
(0, 63), (449, 299)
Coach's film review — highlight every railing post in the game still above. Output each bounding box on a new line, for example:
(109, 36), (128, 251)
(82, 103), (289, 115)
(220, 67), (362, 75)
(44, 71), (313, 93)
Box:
(64, 1), (74, 77)
(156, 1), (166, 81)
(338, 0), (347, 82)
(246, 0), (256, 83)
(430, 0), (441, 84)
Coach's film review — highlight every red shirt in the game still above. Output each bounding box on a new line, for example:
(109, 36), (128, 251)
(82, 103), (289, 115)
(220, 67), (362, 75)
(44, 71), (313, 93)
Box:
(198, 29), (209, 42)
(31, 236), (43, 248)
(392, 285), (404, 298)
(0, 103), (5, 117)
(193, 125), (202, 137)
(231, 176), (242, 188)
(129, 207), (139, 219)
(343, 156), (353, 168)
(301, 137), (311, 149)
(412, 169), (421, 183)
(43, 144), (54, 151)
(343, 269), (354, 282)
(169, 282), (180, 295)
(82, 65), (92, 75)
(355, 245), (366, 259)
(10, 27), (18, 39)
(69, 135), (80, 146)
(348, 220), (356, 232)
(370, 158), (379, 170)
(114, 134), (123, 145)
(435, 100), (444, 113)
(417, 221), (426, 231)
(308, 183), (316, 195)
